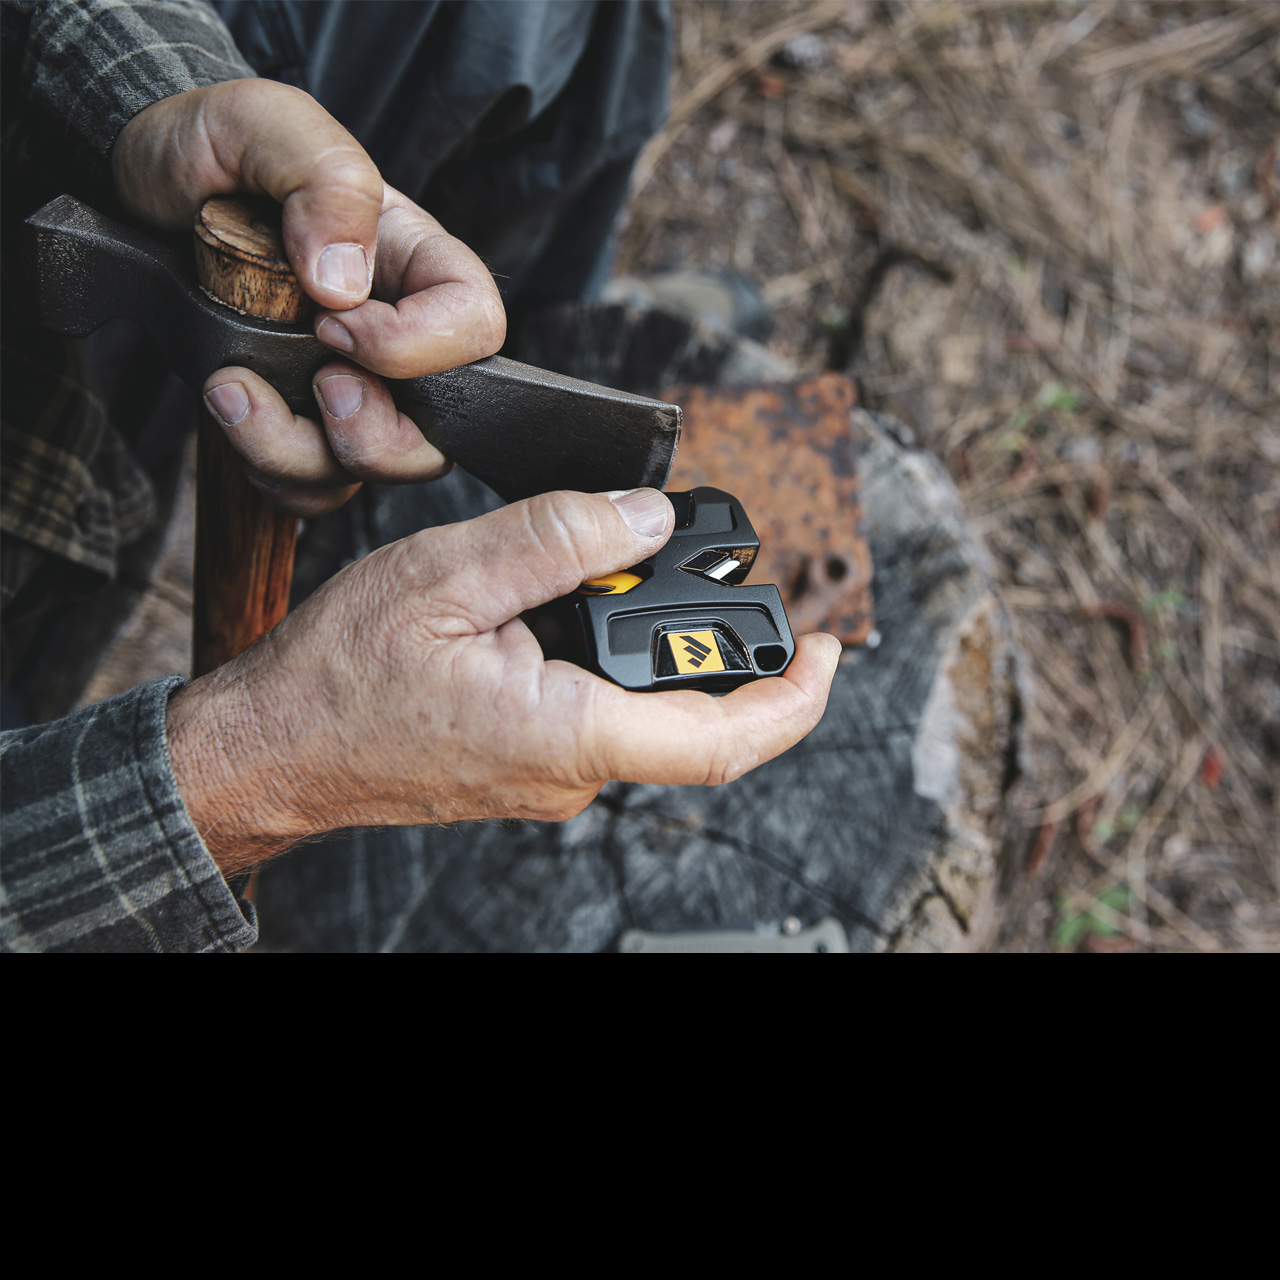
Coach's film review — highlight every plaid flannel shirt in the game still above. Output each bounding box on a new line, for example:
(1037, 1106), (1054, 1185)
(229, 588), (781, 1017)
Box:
(3, 0), (672, 952)
(1, 0), (256, 952)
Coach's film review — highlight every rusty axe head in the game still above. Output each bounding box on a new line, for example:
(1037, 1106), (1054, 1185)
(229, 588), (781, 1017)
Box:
(23, 194), (680, 502)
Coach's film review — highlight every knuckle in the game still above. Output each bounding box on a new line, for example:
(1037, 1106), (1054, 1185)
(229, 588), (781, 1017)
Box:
(474, 292), (507, 356)
(377, 342), (428, 381)
(224, 417), (285, 468)
(349, 308), (421, 379)
(330, 434), (396, 481)
(223, 77), (304, 115)
(246, 78), (311, 107)
(703, 758), (737, 787)
(702, 756), (733, 787)
(527, 790), (594, 823)
(315, 156), (384, 206)
(523, 493), (595, 584)
(408, 231), (463, 275)
(701, 737), (760, 788)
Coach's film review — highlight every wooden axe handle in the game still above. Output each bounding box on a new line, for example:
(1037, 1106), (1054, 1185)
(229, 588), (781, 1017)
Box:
(192, 196), (309, 675)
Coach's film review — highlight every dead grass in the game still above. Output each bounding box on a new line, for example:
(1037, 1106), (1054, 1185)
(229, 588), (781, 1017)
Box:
(618, 0), (1280, 951)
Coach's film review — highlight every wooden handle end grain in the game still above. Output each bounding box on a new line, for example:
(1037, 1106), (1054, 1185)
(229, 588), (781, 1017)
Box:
(192, 196), (305, 676)
(194, 195), (315, 324)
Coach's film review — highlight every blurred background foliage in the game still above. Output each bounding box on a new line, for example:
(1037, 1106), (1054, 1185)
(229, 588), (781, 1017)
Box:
(618, 0), (1280, 951)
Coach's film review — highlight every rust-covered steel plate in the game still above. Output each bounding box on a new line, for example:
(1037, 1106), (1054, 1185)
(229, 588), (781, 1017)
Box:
(663, 373), (874, 645)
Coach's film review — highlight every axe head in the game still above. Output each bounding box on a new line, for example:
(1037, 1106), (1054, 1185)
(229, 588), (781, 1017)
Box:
(24, 194), (681, 502)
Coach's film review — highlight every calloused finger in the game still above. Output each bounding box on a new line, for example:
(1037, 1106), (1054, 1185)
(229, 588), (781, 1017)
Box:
(311, 360), (452, 483)
(216, 80), (384, 311)
(313, 194), (505, 378)
(204, 366), (352, 487)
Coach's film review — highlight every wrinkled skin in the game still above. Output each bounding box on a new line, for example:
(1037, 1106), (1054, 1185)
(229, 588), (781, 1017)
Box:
(114, 79), (839, 873)
(168, 490), (841, 873)
(114, 77), (505, 515)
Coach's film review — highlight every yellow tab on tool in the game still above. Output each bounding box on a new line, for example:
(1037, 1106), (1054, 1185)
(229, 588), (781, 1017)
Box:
(667, 630), (726, 674)
(578, 571), (644, 596)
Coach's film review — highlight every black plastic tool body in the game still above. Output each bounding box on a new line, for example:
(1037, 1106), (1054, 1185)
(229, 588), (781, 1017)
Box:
(575, 487), (795, 693)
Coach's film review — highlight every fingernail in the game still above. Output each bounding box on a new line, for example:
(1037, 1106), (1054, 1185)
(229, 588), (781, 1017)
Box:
(611, 488), (670, 538)
(204, 381), (249, 426)
(316, 373), (364, 420)
(315, 242), (369, 296)
(317, 317), (355, 352)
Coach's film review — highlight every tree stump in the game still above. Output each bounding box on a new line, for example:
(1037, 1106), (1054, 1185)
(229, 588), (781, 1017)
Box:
(253, 304), (1026, 951)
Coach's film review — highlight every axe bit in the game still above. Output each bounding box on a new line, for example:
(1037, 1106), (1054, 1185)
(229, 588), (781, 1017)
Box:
(23, 194), (681, 503)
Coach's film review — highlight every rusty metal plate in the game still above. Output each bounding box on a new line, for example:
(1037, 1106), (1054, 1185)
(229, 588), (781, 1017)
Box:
(663, 373), (874, 645)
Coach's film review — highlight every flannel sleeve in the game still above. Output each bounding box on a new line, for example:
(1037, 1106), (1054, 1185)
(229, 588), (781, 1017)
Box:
(0, 676), (258, 952)
(14, 0), (254, 173)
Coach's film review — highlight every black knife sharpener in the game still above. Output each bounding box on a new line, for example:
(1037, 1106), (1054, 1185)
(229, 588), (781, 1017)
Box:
(543, 487), (796, 693)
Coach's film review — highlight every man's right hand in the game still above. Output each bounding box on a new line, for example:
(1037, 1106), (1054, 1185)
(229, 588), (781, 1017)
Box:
(166, 488), (841, 874)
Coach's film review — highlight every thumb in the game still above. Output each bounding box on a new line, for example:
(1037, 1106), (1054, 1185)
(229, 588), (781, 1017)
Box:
(230, 85), (384, 310)
(420, 488), (674, 635)
(113, 80), (383, 311)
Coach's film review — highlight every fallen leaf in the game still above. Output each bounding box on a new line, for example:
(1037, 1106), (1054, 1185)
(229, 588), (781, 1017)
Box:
(1193, 204), (1228, 234)
(1258, 136), (1279, 216)
(1004, 331), (1043, 352)
(1199, 746), (1225, 789)
(1081, 601), (1148, 672)
(1089, 469), (1111, 521)
(755, 73), (788, 100)
(1026, 819), (1060, 879)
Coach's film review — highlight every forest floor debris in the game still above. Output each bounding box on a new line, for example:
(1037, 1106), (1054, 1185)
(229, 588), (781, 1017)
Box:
(618, 0), (1280, 951)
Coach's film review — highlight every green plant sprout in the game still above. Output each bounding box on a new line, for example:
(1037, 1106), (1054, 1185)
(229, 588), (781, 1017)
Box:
(1141, 584), (1187, 615)
(1054, 883), (1131, 949)
(1035, 381), (1083, 414)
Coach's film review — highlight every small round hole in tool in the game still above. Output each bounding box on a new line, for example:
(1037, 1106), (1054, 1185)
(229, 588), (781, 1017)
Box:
(825, 555), (847, 582)
(754, 644), (787, 673)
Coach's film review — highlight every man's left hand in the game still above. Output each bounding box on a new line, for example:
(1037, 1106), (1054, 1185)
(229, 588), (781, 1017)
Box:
(112, 78), (507, 515)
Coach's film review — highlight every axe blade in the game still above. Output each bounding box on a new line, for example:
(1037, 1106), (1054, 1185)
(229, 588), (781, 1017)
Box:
(24, 194), (681, 502)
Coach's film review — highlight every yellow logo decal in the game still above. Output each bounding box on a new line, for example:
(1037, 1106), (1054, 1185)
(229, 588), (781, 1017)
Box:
(668, 630), (725, 674)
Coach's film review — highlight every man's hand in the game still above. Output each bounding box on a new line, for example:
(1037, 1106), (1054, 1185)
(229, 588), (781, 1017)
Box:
(167, 489), (841, 874)
(113, 78), (506, 515)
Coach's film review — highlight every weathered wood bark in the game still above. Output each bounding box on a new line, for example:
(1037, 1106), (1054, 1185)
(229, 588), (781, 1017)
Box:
(192, 196), (302, 674)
